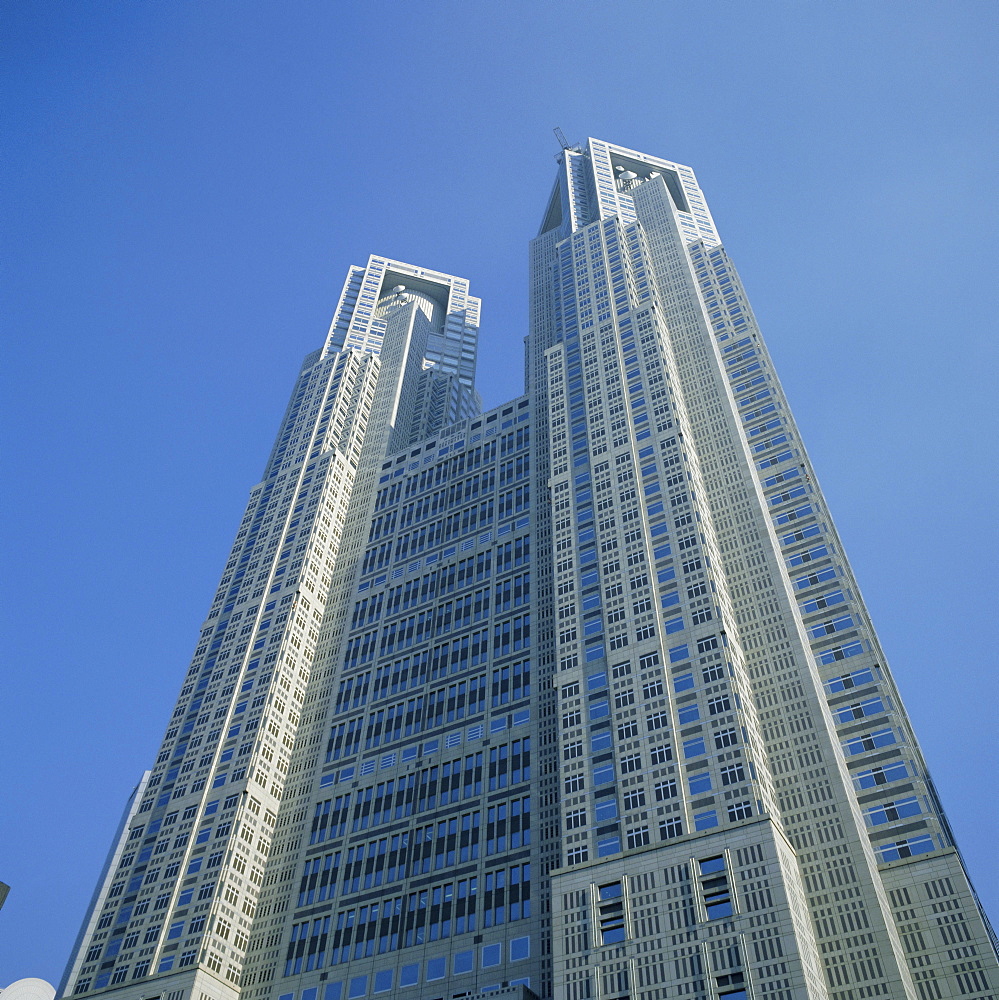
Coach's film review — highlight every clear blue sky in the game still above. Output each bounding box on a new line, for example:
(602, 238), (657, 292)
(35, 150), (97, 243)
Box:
(3, 0), (997, 983)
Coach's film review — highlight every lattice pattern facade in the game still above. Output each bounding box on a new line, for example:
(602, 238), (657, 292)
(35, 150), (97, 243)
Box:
(62, 141), (997, 1000)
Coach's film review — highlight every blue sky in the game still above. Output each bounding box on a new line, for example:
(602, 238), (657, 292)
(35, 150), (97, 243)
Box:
(3, 0), (997, 982)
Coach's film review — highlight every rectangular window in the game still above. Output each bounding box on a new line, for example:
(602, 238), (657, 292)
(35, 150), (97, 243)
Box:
(481, 944), (501, 968)
(853, 761), (908, 789)
(694, 810), (718, 830)
(819, 641), (864, 664)
(865, 797), (921, 826)
(843, 728), (895, 756)
(833, 696), (885, 724)
(877, 835), (935, 863)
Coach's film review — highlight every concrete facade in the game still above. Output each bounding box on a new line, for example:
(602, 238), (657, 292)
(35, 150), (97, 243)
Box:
(63, 141), (997, 1000)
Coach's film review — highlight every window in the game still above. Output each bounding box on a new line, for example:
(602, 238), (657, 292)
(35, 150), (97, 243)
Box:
(481, 944), (502, 968)
(865, 797), (921, 826)
(589, 699), (610, 721)
(719, 762), (745, 785)
(843, 729), (895, 756)
(694, 810), (718, 831)
(673, 671), (694, 691)
(595, 798), (618, 822)
(654, 779), (677, 800)
(510, 936), (530, 961)
(688, 771), (712, 795)
(626, 826), (650, 848)
(877, 835), (935, 863)
(678, 704), (700, 724)
(597, 835), (621, 856)
(593, 764), (615, 785)
(647, 710), (669, 731)
(809, 614), (854, 638)
(727, 801), (753, 821)
(819, 641), (864, 664)
(708, 694), (731, 714)
(623, 788), (645, 809)
(641, 679), (663, 699)
(714, 728), (738, 749)
(853, 761), (908, 789)
(659, 817), (683, 839)
(833, 697), (885, 724)
(826, 666), (874, 693)
(426, 957), (446, 981)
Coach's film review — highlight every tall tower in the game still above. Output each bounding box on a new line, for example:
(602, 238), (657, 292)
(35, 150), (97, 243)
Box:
(533, 138), (997, 1000)
(62, 142), (997, 1000)
(60, 257), (483, 1000)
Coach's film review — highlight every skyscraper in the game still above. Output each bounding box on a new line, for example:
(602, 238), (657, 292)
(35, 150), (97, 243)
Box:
(62, 139), (997, 1000)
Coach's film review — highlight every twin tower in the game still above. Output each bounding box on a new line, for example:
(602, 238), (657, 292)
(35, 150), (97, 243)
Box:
(62, 139), (997, 1000)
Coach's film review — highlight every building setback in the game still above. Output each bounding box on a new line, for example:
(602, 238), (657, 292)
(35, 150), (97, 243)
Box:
(62, 138), (997, 1000)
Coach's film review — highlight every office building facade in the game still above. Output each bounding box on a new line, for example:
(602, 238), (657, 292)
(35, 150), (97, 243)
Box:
(63, 139), (997, 1000)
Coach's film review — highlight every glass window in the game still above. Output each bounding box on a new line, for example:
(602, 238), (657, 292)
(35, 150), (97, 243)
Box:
(688, 771), (712, 794)
(481, 943), (502, 968)
(678, 704), (700, 724)
(694, 810), (718, 831)
(510, 936), (530, 961)
(853, 761), (908, 789)
(593, 764), (615, 785)
(595, 798), (618, 822)
(597, 835), (620, 856)
(698, 855), (725, 875)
